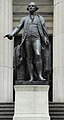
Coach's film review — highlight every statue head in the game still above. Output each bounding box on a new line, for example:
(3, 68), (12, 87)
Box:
(27, 2), (39, 12)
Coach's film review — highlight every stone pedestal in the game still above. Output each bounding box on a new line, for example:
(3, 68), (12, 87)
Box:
(13, 85), (50, 120)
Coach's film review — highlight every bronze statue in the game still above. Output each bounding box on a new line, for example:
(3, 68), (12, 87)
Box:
(4, 2), (49, 82)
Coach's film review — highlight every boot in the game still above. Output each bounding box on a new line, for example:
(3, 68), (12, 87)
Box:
(27, 61), (34, 82)
(38, 74), (46, 81)
(36, 60), (46, 81)
(29, 75), (33, 82)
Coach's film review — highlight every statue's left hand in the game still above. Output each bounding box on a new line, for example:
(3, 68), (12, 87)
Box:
(45, 37), (49, 46)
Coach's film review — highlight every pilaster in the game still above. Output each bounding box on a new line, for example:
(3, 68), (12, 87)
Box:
(0, 0), (13, 102)
(53, 0), (64, 102)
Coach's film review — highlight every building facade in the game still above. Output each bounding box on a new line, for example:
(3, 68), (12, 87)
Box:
(0, 0), (64, 102)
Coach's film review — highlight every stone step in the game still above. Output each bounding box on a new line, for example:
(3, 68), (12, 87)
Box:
(0, 108), (14, 111)
(0, 119), (12, 120)
(0, 111), (14, 115)
(49, 102), (64, 120)
(50, 111), (64, 115)
(50, 115), (64, 119)
(0, 103), (14, 120)
(0, 103), (14, 107)
(49, 107), (64, 111)
(0, 115), (13, 119)
(0, 102), (64, 120)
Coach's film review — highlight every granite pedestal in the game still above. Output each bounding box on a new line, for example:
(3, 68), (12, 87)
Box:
(13, 85), (50, 120)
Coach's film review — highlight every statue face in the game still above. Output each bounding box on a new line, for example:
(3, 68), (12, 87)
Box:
(28, 4), (36, 12)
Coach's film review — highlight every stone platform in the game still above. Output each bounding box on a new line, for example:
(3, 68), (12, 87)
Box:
(13, 85), (50, 120)
(15, 80), (49, 85)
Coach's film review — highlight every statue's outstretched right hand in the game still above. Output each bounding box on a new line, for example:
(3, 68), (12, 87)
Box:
(4, 34), (13, 40)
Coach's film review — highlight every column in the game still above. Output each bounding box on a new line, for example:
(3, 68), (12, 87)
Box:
(53, 0), (64, 102)
(0, 0), (13, 102)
